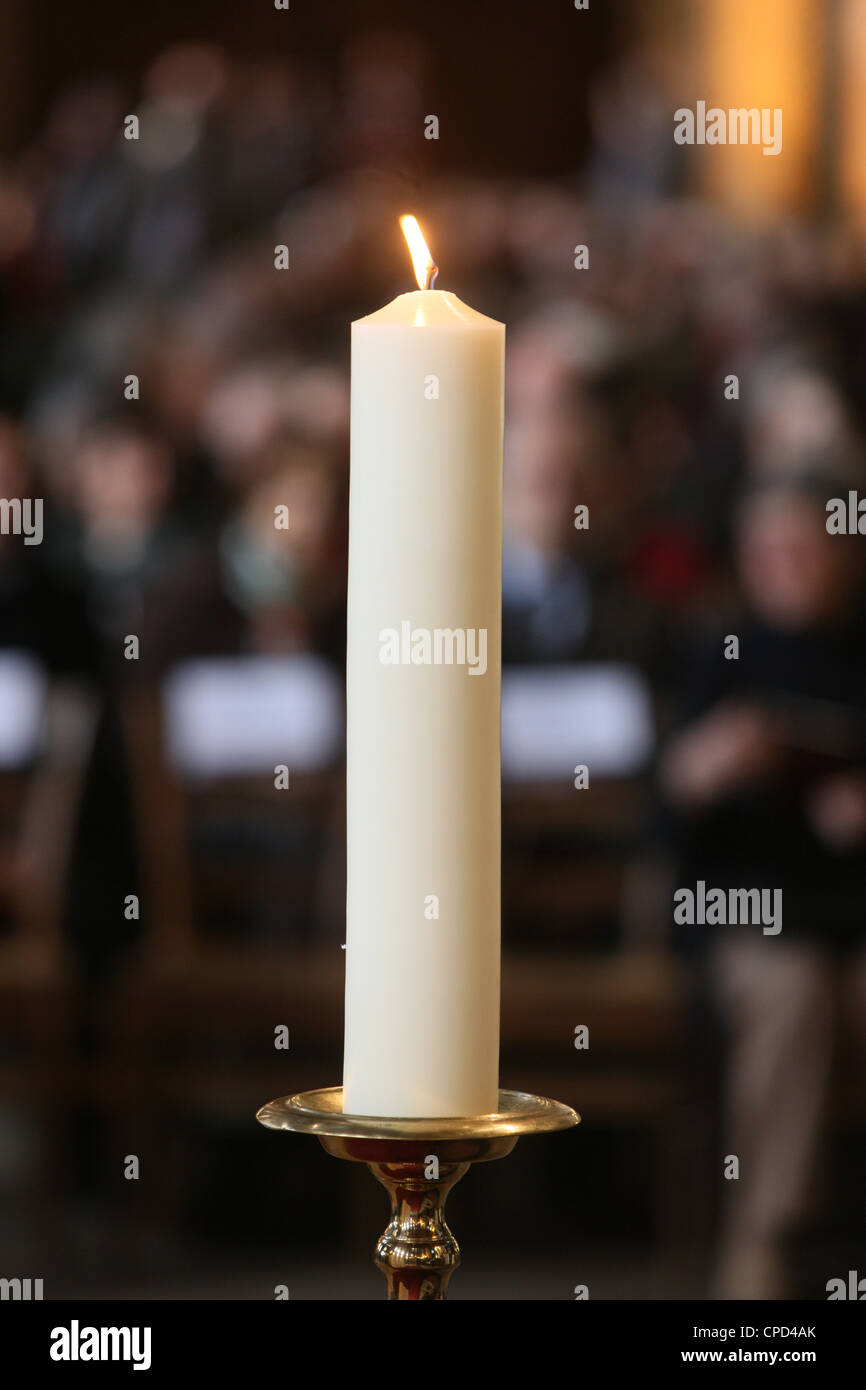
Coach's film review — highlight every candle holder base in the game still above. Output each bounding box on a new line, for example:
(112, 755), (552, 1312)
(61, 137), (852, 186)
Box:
(256, 1086), (579, 1299)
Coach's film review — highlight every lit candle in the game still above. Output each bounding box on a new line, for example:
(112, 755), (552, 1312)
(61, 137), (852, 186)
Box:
(342, 216), (504, 1117)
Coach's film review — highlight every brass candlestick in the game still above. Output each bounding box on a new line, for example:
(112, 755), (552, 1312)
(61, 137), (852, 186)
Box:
(256, 1086), (579, 1299)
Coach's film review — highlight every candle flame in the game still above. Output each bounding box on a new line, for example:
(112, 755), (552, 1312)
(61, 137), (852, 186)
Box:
(400, 214), (438, 290)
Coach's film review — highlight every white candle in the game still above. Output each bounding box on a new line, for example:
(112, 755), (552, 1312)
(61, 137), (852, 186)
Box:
(342, 217), (504, 1117)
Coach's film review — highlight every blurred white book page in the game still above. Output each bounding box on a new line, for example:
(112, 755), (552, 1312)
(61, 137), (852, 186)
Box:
(0, 650), (46, 767)
(501, 663), (654, 780)
(164, 654), (343, 776)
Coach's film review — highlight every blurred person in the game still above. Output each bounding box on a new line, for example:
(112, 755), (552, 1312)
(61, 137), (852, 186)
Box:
(25, 374), (108, 509)
(24, 290), (171, 506)
(133, 300), (232, 522)
(201, 356), (349, 486)
(141, 42), (227, 118)
(503, 386), (600, 662)
(0, 413), (96, 675)
(337, 30), (425, 173)
(506, 300), (626, 415)
(48, 408), (185, 983)
(199, 356), (290, 482)
(140, 433), (346, 679)
(660, 473), (866, 1298)
(279, 361), (349, 451)
(207, 58), (323, 242)
(118, 44), (226, 289)
(503, 308), (659, 670)
(746, 356), (860, 481)
(619, 387), (720, 618)
(139, 308), (225, 453)
(54, 410), (181, 653)
(0, 166), (42, 319)
(28, 78), (131, 294)
(0, 414), (128, 979)
(586, 46), (684, 214)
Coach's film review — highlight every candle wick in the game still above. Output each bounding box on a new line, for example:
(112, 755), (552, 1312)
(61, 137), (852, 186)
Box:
(427, 263), (439, 290)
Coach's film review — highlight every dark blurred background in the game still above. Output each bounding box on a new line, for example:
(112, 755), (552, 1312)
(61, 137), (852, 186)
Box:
(2, 0), (866, 1300)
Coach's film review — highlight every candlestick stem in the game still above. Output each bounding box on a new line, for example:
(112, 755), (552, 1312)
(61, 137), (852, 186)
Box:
(369, 1154), (467, 1299)
(257, 1087), (578, 1300)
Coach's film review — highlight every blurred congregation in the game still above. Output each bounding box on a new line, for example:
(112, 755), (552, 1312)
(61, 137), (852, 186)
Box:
(1, 0), (866, 1299)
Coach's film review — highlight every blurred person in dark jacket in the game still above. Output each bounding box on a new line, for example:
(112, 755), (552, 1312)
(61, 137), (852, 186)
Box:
(0, 412), (132, 979)
(51, 410), (182, 656)
(660, 471), (866, 1298)
(0, 413), (96, 676)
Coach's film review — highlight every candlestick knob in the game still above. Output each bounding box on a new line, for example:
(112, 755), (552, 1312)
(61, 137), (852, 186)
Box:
(369, 1153), (467, 1299)
(257, 1087), (579, 1299)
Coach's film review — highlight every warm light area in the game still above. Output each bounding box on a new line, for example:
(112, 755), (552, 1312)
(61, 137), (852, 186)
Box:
(399, 214), (437, 290)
